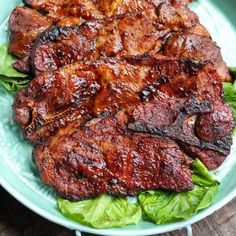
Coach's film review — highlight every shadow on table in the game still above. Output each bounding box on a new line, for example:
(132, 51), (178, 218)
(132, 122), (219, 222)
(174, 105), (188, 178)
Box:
(0, 186), (73, 236)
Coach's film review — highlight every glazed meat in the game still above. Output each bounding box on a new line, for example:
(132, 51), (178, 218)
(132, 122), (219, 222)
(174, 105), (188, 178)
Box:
(10, 1), (196, 74)
(9, 6), (52, 58)
(13, 58), (160, 142)
(14, 58), (207, 142)
(14, 58), (235, 170)
(29, 5), (198, 75)
(33, 84), (232, 199)
(34, 110), (194, 200)
(23, 0), (193, 21)
(8, 6), (85, 73)
(9, 6), (52, 73)
(10, 0), (235, 200)
(163, 32), (232, 82)
(128, 97), (233, 170)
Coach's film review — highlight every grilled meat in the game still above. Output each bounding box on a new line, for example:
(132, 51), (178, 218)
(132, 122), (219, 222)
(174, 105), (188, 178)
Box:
(33, 85), (232, 199)
(10, 0), (235, 200)
(29, 5), (198, 75)
(34, 109), (194, 200)
(23, 0), (193, 21)
(163, 32), (232, 82)
(9, 1), (196, 74)
(13, 58), (160, 142)
(9, 6), (52, 73)
(13, 58), (234, 170)
(128, 97), (233, 170)
(9, 6), (52, 58)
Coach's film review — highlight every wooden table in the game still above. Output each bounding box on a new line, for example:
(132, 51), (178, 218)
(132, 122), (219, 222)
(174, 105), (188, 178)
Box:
(1, 186), (236, 236)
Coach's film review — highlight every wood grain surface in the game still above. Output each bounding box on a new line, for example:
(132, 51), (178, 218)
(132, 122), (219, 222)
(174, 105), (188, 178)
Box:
(0, 186), (236, 236)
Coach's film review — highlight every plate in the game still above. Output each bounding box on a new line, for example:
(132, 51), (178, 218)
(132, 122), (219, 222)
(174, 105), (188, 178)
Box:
(0, 1), (236, 235)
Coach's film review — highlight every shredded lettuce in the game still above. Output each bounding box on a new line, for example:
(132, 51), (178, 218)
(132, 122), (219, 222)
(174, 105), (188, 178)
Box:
(58, 194), (142, 228)
(138, 159), (219, 224)
(0, 43), (29, 92)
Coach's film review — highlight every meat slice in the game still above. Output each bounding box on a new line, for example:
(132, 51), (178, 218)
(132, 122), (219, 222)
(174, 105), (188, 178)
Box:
(13, 59), (157, 142)
(29, 5), (199, 75)
(12, 56), (31, 74)
(10, 2), (198, 74)
(128, 97), (234, 169)
(23, 0), (104, 21)
(125, 56), (234, 168)
(13, 58), (234, 150)
(33, 84), (233, 199)
(9, 6), (52, 73)
(34, 110), (194, 200)
(23, 0), (193, 21)
(162, 32), (232, 82)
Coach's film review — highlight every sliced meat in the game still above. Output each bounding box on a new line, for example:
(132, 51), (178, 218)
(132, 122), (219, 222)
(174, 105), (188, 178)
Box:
(9, 6), (52, 73)
(23, 0), (104, 21)
(13, 58), (234, 150)
(13, 58), (156, 142)
(34, 110), (194, 200)
(162, 32), (232, 81)
(179, 137), (233, 170)
(195, 100), (234, 142)
(9, 7), (52, 59)
(33, 84), (233, 200)
(186, 24), (210, 37)
(23, 0), (193, 21)
(30, 5), (199, 74)
(12, 56), (31, 74)
(128, 97), (234, 169)
(126, 56), (235, 169)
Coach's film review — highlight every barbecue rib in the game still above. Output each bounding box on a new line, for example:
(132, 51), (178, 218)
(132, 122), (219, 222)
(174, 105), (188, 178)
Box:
(34, 108), (195, 200)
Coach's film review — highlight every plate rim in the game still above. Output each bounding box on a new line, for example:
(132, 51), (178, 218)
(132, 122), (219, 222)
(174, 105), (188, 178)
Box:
(1, 0), (236, 235)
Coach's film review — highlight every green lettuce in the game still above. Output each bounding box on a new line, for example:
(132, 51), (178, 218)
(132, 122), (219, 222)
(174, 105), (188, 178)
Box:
(223, 67), (236, 135)
(58, 194), (142, 228)
(0, 43), (29, 92)
(223, 80), (236, 112)
(0, 75), (30, 92)
(139, 159), (219, 224)
(223, 68), (236, 121)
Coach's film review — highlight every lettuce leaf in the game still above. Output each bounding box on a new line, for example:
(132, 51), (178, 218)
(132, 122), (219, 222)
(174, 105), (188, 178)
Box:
(223, 67), (236, 134)
(0, 43), (29, 92)
(229, 67), (236, 80)
(58, 194), (142, 228)
(0, 43), (27, 78)
(0, 75), (30, 93)
(223, 69), (236, 121)
(138, 159), (219, 224)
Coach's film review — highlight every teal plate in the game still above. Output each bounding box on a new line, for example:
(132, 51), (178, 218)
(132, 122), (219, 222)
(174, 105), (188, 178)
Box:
(0, 1), (236, 235)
